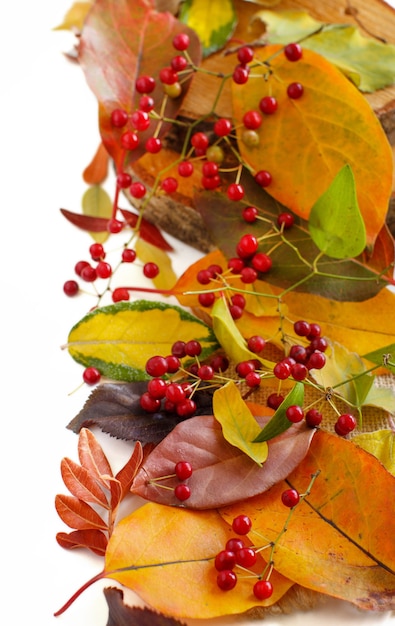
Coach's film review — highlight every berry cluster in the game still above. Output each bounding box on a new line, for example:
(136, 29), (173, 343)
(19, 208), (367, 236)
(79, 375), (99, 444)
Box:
(148, 460), (193, 502)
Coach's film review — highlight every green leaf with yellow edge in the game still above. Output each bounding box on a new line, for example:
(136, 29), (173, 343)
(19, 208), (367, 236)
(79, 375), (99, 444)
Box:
(231, 45), (393, 247)
(311, 341), (395, 414)
(66, 300), (219, 381)
(82, 185), (112, 243)
(308, 165), (366, 259)
(53, 1), (92, 31)
(353, 430), (395, 475)
(211, 295), (275, 369)
(135, 239), (177, 291)
(253, 382), (304, 442)
(178, 0), (237, 57)
(254, 10), (395, 91)
(104, 502), (294, 619)
(213, 381), (268, 465)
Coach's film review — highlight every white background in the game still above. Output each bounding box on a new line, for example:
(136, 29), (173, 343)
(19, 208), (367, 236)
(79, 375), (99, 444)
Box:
(1, 2), (394, 625)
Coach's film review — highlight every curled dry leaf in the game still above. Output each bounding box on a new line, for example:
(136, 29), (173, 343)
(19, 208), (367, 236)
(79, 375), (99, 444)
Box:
(104, 586), (188, 626)
(131, 412), (316, 508)
(56, 529), (108, 557)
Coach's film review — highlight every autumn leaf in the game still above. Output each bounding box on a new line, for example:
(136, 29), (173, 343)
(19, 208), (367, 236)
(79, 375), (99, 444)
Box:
(353, 429), (395, 475)
(253, 382), (304, 442)
(178, 0), (237, 57)
(104, 587), (189, 626)
(83, 142), (109, 185)
(55, 494), (108, 531)
(67, 381), (215, 443)
(82, 185), (112, 243)
(53, 1), (92, 31)
(79, 0), (201, 167)
(56, 529), (108, 556)
(104, 503), (294, 618)
(254, 10), (395, 91)
(364, 342), (395, 374)
(66, 300), (219, 381)
(135, 238), (177, 291)
(221, 430), (395, 611)
(231, 45), (393, 246)
(131, 412), (315, 508)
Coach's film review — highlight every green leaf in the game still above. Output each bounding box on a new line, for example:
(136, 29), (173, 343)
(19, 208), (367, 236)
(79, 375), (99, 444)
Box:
(211, 295), (275, 368)
(253, 382), (304, 442)
(213, 381), (268, 465)
(178, 0), (237, 57)
(254, 10), (395, 92)
(353, 430), (395, 475)
(67, 300), (219, 381)
(82, 185), (113, 243)
(363, 343), (395, 374)
(308, 165), (366, 259)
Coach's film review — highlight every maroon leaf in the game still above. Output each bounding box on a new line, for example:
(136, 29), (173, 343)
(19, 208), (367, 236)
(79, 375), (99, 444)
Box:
(131, 414), (316, 509)
(104, 587), (188, 626)
(67, 382), (214, 444)
(56, 529), (108, 556)
(78, 0), (201, 167)
(60, 208), (174, 251)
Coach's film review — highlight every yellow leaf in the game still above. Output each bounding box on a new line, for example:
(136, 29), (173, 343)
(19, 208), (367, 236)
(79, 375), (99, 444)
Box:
(82, 185), (112, 243)
(213, 381), (268, 464)
(135, 239), (177, 291)
(232, 45), (393, 247)
(53, 2), (92, 31)
(353, 430), (395, 475)
(105, 502), (294, 618)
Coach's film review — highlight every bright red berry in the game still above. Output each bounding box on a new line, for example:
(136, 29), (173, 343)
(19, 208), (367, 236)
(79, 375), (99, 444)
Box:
(213, 118), (232, 136)
(145, 137), (162, 153)
(121, 131), (139, 150)
(130, 181), (146, 198)
(307, 351), (326, 370)
(281, 488), (300, 507)
(294, 320), (311, 336)
(236, 233), (258, 258)
(235, 546), (257, 567)
(273, 360), (291, 380)
(237, 45), (254, 64)
(217, 569), (237, 591)
(161, 177), (178, 193)
(143, 262), (159, 278)
(286, 405), (304, 423)
(110, 108), (128, 127)
(178, 161), (194, 177)
(243, 110), (262, 129)
(227, 183), (245, 201)
(174, 483), (191, 501)
(175, 461), (193, 481)
(159, 66), (178, 85)
(83, 367), (101, 385)
(254, 170), (272, 187)
(214, 550), (237, 572)
(112, 287), (130, 302)
(80, 265), (97, 282)
(121, 248), (136, 263)
(252, 252), (272, 273)
(242, 206), (258, 223)
(232, 64), (249, 84)
(240, 266), (257, 283)
(135, 75), (156, 94)
(232, 514), (252, 535)
(96, 261), (112, 279)
(191, 132), (209, 151)
(259, 96), (278, 115)
(117, 172), (132, 188)
(131, 109), (150, 130)
(145, 355), (168, 377)
(335, 413), (357, 436)
(284, 42), (303, 61)
(247, 335), (266, 353)
(253, 579), (273, 600)
(63, 280), (79, 296)
(172, 32), (190, 51)
(107, 218), (124, 233)
(277, 212), (295, 229)
(147, 377), (167, 399)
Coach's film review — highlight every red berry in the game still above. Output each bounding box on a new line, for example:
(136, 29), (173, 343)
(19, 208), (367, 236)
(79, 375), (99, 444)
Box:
(140, 391), (161, 412)
(176, 398), (197, 417)
(243, 110), (262, 129)
(307, 351), (326, 370)
(172, 32), (190, 51)
(229, 305), (244, 319)
(166, 382), (186, 404)
(215, 550), (237, 571)
(117, 172), (132, 188)
(247, 335), (266, 353)
(232, 514), (252, 535)
(259, 96), (278, 115)
(139, 95), (155, 112)
(110, 108), (128, 128)
(233, 64), (249, 84)
(174, 483), (191, 501)
(129, 181), (146, 198)
(145, 137), (162, 153)
(107, 218), (124, 233)
(131, 109), (150, 131)
(227, 183), (245, 201)
(175, 461), (193, 481)
(143, 262), (159, 278)
(277, 212), (294, 229)
(253, 579), (273, 600)
(185, 340), (202, 357)
(287, 82), (304, 99)
(310, 336), (328, 352)
(273, 360), (291, 379)
(286, 405), (304, 423)
(159, 66), (178, 85)
(242, 206), (258, 223)
(191, 132), (209, 151)
(307, 323), (321, 339)
(305, 408), (323, 428)
(121, 248), (136, 263)
(171, 341), (186, 358)
(245, 371), (261, 388)
(161, 177), (178, 193)
(252, 252), (272, 273)
(213, 118), (232, 136)
(197, 364), (214, 380)
(147, 377), (167, 399)
(112, 287), (130, 302)
(74, 260), (90, 276)
(236, 233), (258, 258)
(145, 355), (168, 377)
(291, 362), (308, 381)
(226, 538), (244, 552)
(210, 355), (229, 373)
(237, 45), (254, 64)
(63, 280), (79, 296)
(178, 161), (194, 177)
(83, 367), (101, 385)
(121, 131), (139, 151)
(135, 75), (156, 94)
(80, 265), (97, 282)
(228, 257), (245, 274)
(254, 170), (272, 187)
(294, 320), (311, 336)
(96, 261), (112, 279)
(202, 175), (221, 190)
(267, 393), (284, 409)
(236, 546), (257, 567)
(284, 42), (303, 61)
(231, 293), (246, 309)
(202, 161), (219, 177)
(335, 413), (357, 436)
(217, 570), (237, 591)
(89, 243), (105, 261)
(240, 266), (257, 283)
(281, 488), (300, 507)
(171, 55), (188, 71)
(289, 344), (307, 363)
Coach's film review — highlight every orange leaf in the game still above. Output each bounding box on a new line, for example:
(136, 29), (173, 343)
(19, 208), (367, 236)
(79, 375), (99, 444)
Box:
(60, 457), (109, 507)
(115, 440), (143, 499)
(78, 427), (113, 487)
(220, 430), (395, 611)
(105, 503), (294, 618)
(232, 45), (393, 247)
(55, 494), (108, 531)
(82, 141), (109, 184)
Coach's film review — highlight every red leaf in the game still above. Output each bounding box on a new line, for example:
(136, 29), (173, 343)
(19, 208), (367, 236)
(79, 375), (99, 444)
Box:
(60, 457), (110, 507)
(60, 208), (109, 232)
(115, 441), (144, 499)
(56, 529), (108, 556)
(78, 428), (114, 487)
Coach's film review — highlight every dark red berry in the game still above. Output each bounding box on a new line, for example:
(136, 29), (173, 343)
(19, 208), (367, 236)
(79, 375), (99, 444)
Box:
(277, 212), (294, 229)
(287, 82), (304, 99)
(254, 170), (272, 187)
(227, 183), (245, 201)
(247, 335), (266, 353)
(291, 362), (308, 381)
(226, 538), (244, 552)
(159, 66), (178, 85)
(147, 377), (167, 399)
(110, 108), (128, 128)
(251, 252), (272, 273)
(143, 262), (159, 279)
(197, 364), (214, 380)
(242, 206), (259, 223)
(305, 408), (323, 428)
(245, 371), (261, 387)
(232, 514), (252, 535)
(178, 161), (194, 177)
(160, 177), (178, 193)
(176, 398), (197, 417)
(145, 355), (168, 377)
(259, 96), (278, 115)
(135, 75), (156, 94)
(171, 341), (186, 358)
(237, 45), (254, 64)
(63, 280), (79, 296)
(185, 340), (202, 357)
(335, 413), (357, 436)
(267, 393), (284, 409)
(232, 65), (249, 84)
(284, 42), (303, 61)
(240, 267), (257, 283)
(214, 550), (237, 572)
(217, 569), (237, 590)
(80, 265), (97, 282)
(235, 546), (257, 567)
(281, 488), (300, 507)
(96, 261), (112, 279)
(293, 320), (311, 337)
(286, 405), (304, 423)
(171, 55), (188, 72)
(165, 354), (181, 373)
(273, 360), (291, 380)
(307, 351), (326, 370)
(117, 172), (132, 188)
(174, 483), (191, 501)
